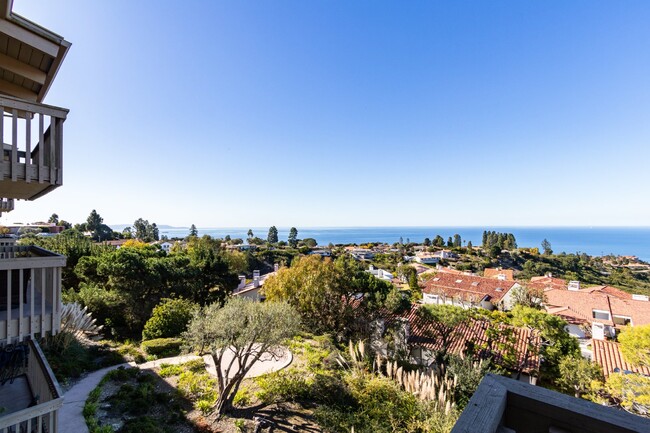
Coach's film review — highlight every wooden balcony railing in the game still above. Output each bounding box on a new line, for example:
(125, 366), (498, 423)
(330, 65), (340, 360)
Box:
(0, 95), (68, 201)
(0, 338), (63, 433)
(0, 245), (66, 343)
(0, 199), (13, 214)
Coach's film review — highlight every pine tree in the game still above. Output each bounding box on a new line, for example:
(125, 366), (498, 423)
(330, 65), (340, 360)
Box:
(267, 226), (279, 244)
(288, 227), (298, 248)
(189, 224), (198, 237)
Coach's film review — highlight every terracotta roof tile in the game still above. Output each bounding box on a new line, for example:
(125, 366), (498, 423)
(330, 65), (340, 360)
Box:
(423, 272), (518, 303)
(383, 304), (541, 373)
(592, 339), (650, 378)
(544, 289), (650, 328)
(483, 268), (514, 280)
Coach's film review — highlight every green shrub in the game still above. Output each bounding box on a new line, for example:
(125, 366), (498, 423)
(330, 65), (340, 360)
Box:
(233, 387), (252, 407)
(255, 369), (311, 404)
(177, 370), (217, 402)
(158, 363), (183, 378)
(142, 298), (197, 341)
(194, 398), (214, 415)
(140, 338), (183, 357)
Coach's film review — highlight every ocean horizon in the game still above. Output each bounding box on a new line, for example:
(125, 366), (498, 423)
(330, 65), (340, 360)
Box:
(109, 225), (650, 262)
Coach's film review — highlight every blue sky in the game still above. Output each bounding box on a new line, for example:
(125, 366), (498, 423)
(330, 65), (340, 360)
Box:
(3, 0), (650, 228)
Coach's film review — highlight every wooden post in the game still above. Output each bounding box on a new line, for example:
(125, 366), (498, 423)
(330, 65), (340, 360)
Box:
(55, 117), (63, 185)
(49, 115), (55, 183)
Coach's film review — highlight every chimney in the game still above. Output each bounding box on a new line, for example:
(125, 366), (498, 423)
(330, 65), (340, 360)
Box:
(568, 281), (580, 291)
(369, 265), (374, 271)
(253, 270), (260, 279)
(274, 263), (279, 272)
(238, 275), (246, 289)
(253, 278), (260, 288)
(546, 272), (553, 278)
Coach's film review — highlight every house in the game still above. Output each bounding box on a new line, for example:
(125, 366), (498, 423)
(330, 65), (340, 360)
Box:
(350, 248), (375, 260)
(451, 373), (650, 433)
(366, 265), (393, 282)
(422, 272), (521, 310)
(150, 240), (173, 253)
(0, 2), (71, 431)
(377, 304), (541, 384)
(101, 239), (130, 248)
(432, 249), (457, 260)
(309, 249), (331, 257)
(483, 267), (514, 281)
(528, 273), (568, 291)
(232, 264), (280, 302)
(413, 252), (439, 265)
(544, 287), (650, 339)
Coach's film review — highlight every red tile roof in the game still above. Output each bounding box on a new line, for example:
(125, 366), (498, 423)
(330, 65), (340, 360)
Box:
(544, 289), (650, 328)
(483, 268), (514, 280)
(528, 276), (568, 291)
(592, 339), (650, 378)
(383, 304), (541, 374)
(423, 272), (518, 304)
(579, 285), (633, 300)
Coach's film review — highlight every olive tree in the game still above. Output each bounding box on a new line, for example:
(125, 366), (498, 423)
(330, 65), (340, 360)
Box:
(183, 297), (300, 416)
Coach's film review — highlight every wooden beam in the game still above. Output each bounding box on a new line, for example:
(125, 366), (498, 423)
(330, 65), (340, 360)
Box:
(0, 78), (36, 101)
(0, 19), (59, 57)
(0, 52), (46, 84)
(37, 41), (70, 102)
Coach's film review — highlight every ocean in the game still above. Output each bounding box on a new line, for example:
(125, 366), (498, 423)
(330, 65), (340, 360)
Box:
(151, 226), (650, 262)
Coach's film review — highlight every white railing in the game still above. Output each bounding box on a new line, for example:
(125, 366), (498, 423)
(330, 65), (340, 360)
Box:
(0, 94), (68, 201)
(0, 246), (66, 343)
(0, 339), (63, 433)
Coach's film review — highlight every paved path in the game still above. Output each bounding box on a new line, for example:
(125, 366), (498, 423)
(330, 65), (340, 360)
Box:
(59, 347), (292, 432)
(58, 363), (133, 433)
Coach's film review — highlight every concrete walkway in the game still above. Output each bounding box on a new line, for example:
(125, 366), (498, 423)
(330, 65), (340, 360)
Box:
(58, 363), (133, 433)
(59, 347), (293, 432)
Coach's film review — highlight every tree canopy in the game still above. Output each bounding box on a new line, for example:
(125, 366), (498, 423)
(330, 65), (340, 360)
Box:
(618, 324), (650, 368)
(183, 298), (300, 415)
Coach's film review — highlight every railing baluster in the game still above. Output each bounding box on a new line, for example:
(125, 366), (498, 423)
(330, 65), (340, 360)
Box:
(11, 108), (17, 181)
(41, 268), (45, 334)
(51, 268), (56, 335)
(18, 269), (23, 341)
(25, 111), (31, 183)
(30, 267), (34, 338)
(6, 270), (11, 343)
(38, 112), (44, 183)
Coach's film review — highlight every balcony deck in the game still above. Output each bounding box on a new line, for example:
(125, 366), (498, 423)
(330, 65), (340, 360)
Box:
(0, 94), (68, 201)
(0, 339), (63, 433)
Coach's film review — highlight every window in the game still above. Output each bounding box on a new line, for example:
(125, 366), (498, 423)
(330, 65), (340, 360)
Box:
(613, 315), (632, 326)
(592, 310), (610, 321)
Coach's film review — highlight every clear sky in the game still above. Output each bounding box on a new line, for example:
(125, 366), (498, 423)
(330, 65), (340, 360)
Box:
(3, 0), (650, 228)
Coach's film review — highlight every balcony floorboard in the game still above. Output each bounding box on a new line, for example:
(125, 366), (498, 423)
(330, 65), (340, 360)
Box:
(0, 374), (33, 416)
